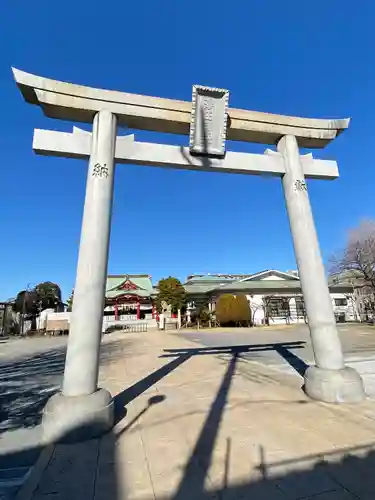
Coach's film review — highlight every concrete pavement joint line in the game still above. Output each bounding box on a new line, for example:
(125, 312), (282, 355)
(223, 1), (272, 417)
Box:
(125, 377), (157, 498)
(138, 421), (157, 500)
(238, 359), (299, 388)
(322, 399), (375, 433)
(13, 445), (54, 500)
(92, 436), (101, 500)
(345, 356), (375, 363)
(0, 468), (29, 472)
(0, 467), (31, 487)
(121, 347), (156, 499)
(319, 473), (362, 500)
(157, 374), (222, 391)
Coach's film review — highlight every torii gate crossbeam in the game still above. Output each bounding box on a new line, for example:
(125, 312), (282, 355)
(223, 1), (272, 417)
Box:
(33, 127), (339, 179)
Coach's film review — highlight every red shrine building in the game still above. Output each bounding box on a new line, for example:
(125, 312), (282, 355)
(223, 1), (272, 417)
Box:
(104, 274), (157, 325)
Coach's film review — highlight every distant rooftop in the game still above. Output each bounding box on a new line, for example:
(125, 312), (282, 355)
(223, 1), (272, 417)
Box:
(185, 270), (299, 284)
(108, 274), (152, 279)
(185, 273), (254, 283)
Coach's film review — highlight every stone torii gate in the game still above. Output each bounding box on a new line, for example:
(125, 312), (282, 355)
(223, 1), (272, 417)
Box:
(13, 68), (365, 442)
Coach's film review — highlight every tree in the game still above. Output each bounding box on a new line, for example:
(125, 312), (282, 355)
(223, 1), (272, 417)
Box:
(13, 289), (39, 316)
(12, 282), (62, 335)
(154, 277), (186, 314)
(67, 289), (74, 312)
(189, 298), (213, 328)
(235, 294), (252, 324)
(216, 294), (236, 324)
(330, 219), (375, 317)
(249, 297), (266, 326)
(262, 296), (273, 325)
(35, 282), (62, 310)
(216, 294), (251, 326)
(331, 220), (375, 285)
(13, 282), (62, 318)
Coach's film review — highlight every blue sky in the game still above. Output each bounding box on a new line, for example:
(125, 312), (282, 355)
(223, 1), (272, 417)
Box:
(0, 0), (374, 301)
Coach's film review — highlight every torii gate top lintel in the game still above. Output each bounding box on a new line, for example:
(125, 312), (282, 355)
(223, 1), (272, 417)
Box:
(12, 67), (349, 149)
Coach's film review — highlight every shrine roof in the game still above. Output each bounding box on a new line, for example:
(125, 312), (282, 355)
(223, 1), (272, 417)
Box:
(185, 275), (235, 284)
(106, 289), (152, 299)
(183, 284), (220, 294)
(217, 280), (353, 294)
(184, 280), (353, 295)
(105, 274), (157, 298)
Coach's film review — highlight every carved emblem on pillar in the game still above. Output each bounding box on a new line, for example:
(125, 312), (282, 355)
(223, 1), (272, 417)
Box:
(294, 179), (307, 192)
(92, 162), (109, 178)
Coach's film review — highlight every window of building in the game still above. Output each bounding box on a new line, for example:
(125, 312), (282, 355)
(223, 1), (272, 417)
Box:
(295, 297), (305, 317)
(334, 298), (347, 307)
(267, 298), (290, 317)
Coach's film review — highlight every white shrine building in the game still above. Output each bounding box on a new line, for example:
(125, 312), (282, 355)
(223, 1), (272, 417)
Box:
(184, 270), (357, 325)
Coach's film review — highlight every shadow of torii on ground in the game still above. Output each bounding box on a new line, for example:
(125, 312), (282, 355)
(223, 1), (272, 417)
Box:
(161, 340), (309, 377)
(113, 340), (308, 425)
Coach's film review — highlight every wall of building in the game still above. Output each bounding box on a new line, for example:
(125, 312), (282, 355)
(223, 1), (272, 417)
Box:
(260, 275), (285, 281)
(330, 293), (357, 322)
(246, 295), (305, 326)
(245, 292), (357, 326)
(44, 311), (157, 332)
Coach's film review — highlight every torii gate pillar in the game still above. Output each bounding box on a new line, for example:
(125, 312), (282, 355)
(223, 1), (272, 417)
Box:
(278, 135), (364, 402)
(43, 110), (117, 442)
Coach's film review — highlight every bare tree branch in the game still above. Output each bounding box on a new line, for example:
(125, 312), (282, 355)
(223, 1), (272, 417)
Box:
(330, 219), (375, 318)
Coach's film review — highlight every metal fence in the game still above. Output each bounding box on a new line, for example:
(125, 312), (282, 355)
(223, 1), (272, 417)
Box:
(123, 322), (148, 333)
(164, 320), (179, 330)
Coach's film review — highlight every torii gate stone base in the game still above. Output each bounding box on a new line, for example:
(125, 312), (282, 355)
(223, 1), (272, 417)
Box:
(13, 69), (366, 443)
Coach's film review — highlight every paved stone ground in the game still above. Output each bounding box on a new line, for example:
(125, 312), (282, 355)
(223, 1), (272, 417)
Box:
(17, 326), (375, 500)
(180, 324), (375, 397)
(180, 323), (375, 364)
(0, 334), (132, 499)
